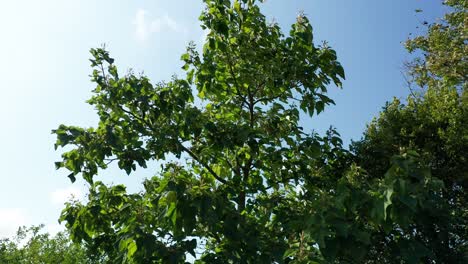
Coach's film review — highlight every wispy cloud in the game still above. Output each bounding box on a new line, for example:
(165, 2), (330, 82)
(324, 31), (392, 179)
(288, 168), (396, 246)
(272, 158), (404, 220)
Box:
(44, 223), (65, 236)
(133, 9), (186, 42)
(0, 208), (28, 238)
(50, 186), (83, 205)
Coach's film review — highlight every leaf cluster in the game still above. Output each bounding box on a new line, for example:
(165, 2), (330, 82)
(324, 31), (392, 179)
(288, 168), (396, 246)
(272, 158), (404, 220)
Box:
(51, 0), (459, 263)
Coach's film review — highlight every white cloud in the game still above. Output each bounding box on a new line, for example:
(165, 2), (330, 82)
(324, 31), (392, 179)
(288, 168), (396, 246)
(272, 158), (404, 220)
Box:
(151, 14), (180, 33)
(133, 9), (186, 42)
(50, 186), (83, 205)
(0, 208), (28, 238)
(44, 222), (65, 236)
(134, 9), (149, 41)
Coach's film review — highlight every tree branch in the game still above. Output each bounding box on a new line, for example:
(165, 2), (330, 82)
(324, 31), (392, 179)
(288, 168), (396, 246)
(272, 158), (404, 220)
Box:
(119, 106), (228, 185)
(179, 144), (227, 185)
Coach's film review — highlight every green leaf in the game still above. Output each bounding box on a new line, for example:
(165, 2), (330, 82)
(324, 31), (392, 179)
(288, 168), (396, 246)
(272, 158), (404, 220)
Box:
(67, 173), (76, 183)
(166, 202), (177, 226)
(383, 187), (393, 220)
(127, 239), (137, 258)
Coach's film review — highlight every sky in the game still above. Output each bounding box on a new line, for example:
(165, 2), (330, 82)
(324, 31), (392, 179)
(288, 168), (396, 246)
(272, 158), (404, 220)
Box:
(0, 0), (447, 238)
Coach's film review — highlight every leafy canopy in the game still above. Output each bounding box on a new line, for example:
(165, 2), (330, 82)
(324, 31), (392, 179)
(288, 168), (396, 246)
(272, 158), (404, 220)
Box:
(352, 1), (467, 262)
(404, 0), (467, 91)
(0, 225), (91, 264)
(53, 0), (446, 263)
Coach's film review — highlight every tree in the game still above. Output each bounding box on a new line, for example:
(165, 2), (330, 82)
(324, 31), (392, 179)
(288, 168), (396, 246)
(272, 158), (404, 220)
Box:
(404, 0), (467, 92)
(0, 225), (93, 264)
(53, 0), (445, 263)
(352, 88), (467, 263)
(352, 0), (467, 262)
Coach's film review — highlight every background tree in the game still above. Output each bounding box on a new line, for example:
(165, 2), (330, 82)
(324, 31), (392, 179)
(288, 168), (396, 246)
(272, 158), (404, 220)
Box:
(54, 0), (446, 263)
(352, 0), (467, 262)
(404, 0), (467, 92)
(0, 225), (93, 264)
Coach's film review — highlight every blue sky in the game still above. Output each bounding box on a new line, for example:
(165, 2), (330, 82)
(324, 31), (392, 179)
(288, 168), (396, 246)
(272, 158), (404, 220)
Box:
(0, 0), (446, 237)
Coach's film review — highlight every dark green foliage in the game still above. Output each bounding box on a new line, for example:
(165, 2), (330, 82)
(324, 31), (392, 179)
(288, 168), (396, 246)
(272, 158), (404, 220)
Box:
(52, 0), (454, 263)
(352, 1), (467, 262)
(352, 88), (467, 263)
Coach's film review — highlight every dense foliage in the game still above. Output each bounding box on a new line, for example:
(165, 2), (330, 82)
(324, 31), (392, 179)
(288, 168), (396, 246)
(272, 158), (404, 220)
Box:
(50, 0), (464, 263)
(352, 87), (467, 263)
(352, 0), (467, 262)
(0, 225), (91, 264)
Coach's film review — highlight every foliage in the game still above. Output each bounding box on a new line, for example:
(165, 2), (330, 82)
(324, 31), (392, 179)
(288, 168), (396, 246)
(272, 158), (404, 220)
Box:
(352, 88), (467, 263)
(404, 0), (467, 91)
(0, 225), (93, 264)
(53, 0), (449, 263)
(352, 0), (467, 262)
